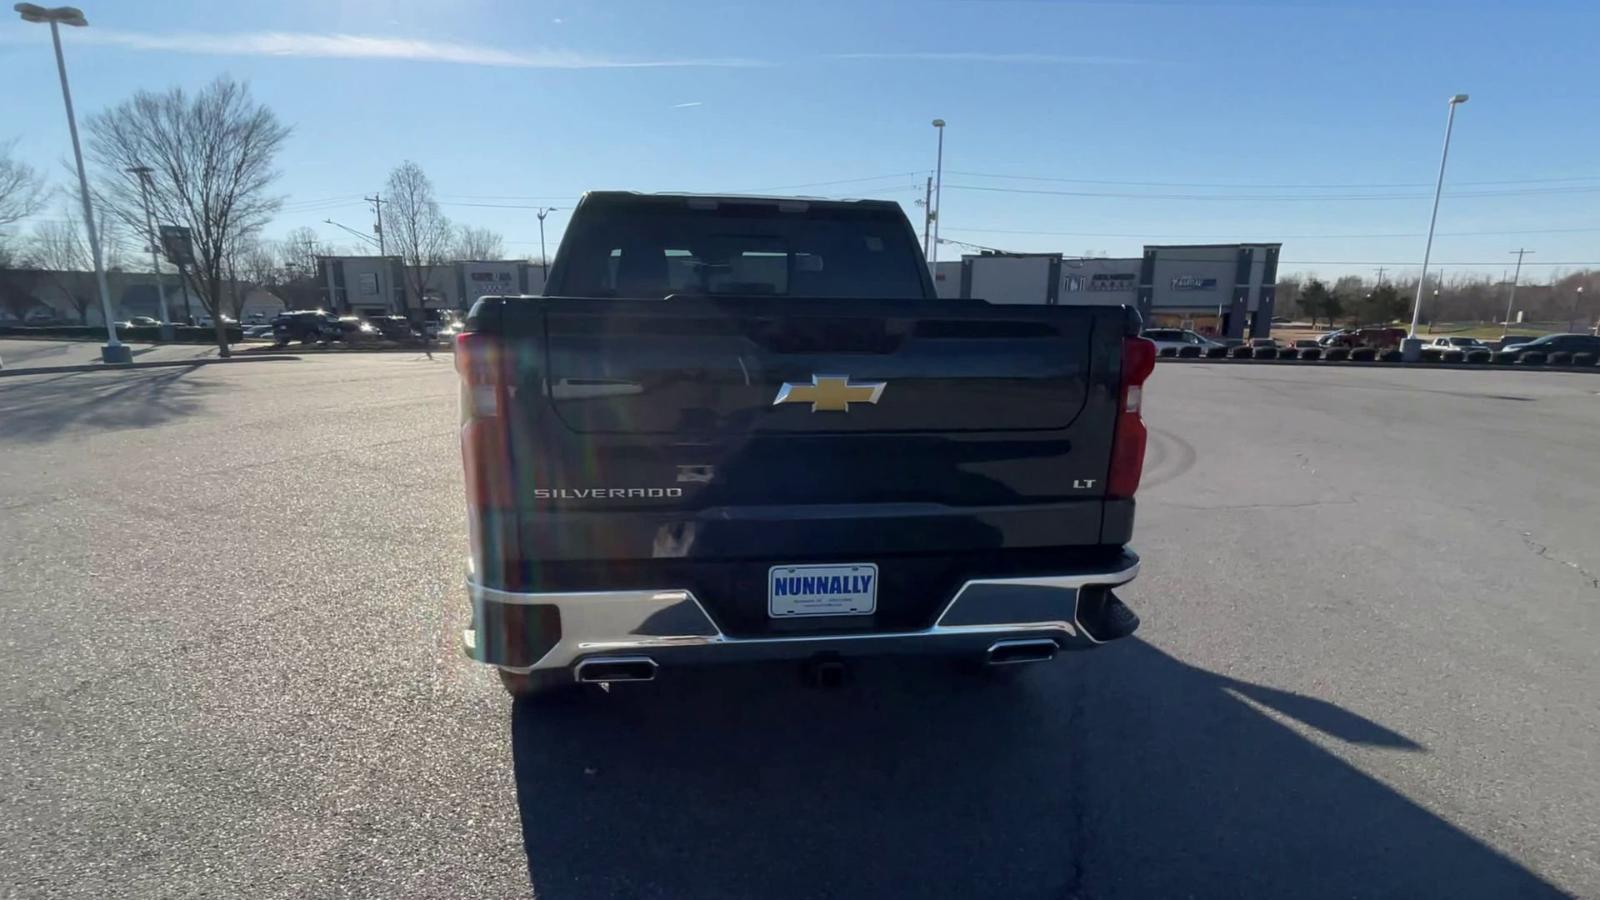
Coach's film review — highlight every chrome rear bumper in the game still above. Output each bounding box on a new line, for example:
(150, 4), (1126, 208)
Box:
(462, 554), (1140, 675)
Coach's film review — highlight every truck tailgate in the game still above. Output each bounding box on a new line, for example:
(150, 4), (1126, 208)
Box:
(462, 295), (1139, 634)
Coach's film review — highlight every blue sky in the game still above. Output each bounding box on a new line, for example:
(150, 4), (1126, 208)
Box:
(2, 0), (1597, 282)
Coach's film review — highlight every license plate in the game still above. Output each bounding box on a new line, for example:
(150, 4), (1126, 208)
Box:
(768, 563), (878, 618)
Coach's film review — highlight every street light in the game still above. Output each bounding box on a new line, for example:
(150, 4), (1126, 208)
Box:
(127, 164), (174, 340)
(1405, 93), (1468, 357)
(930, 118), (945, 266)
(15, 3), (129, 363)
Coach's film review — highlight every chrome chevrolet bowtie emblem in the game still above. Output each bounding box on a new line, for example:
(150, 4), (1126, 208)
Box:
(773, 375), (885, 412)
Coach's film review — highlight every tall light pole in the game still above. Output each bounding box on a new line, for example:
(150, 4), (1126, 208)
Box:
(1502, 247), (1532, 338)
(17, 3), (129, 363)
(536, 207), (559, 286)
(930, 118), (945, 266)
(1405, 93), (1468, 357)
(127, 165), (174, 340)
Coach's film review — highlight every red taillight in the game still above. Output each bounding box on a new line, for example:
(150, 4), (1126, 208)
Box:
(456, 332), (513, 507)
(1107, 336), (1156, 500)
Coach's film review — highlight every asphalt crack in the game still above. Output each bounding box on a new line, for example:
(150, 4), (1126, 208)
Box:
(1520, 533), (1600, 590)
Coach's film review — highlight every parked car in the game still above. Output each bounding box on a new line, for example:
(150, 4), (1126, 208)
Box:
(461, 191), (1149, 698)
(335, 316), (380, 343)
(127, 315), (160, 327)
(1292, 339), (1322, 349)
(1498, 333), (1600, 358)
(1248, 338), (1283, 350)
(272, 310), (341, 346)
(1495, 334), (1544, 351)
(1426, 336), (1488, 351)
(1358, 327), (1406, 349)
(366, 315), (420, 342)
(1142, 328), (1220, 353)
(1320, 327), (1405, 349)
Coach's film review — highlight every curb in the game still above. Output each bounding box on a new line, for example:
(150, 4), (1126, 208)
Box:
(240, 345), (453, 355)
(0, 355), (301, 379)
(1156, 357), (1600, 374)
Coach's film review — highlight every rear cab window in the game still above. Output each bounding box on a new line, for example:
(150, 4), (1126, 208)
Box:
(550, 196), (932, 300)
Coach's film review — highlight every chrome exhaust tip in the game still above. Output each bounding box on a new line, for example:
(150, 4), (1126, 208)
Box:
(986, 638), (1059, 666)
(574, 656), (658, 683)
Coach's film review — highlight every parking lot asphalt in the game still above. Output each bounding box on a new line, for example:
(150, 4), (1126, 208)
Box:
(0, 338), (234, 371)
(1, 356), (1596, 899)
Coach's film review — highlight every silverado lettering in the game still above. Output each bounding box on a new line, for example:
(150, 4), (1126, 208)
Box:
(533, 488), (684, 499)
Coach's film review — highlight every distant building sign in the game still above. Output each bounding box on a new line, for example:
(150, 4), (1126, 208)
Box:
(1088, 272), (1136, 292)
(159, 225), (194, 266)
(1170, 276), (1218, 291)
(358, 273), (379, 295)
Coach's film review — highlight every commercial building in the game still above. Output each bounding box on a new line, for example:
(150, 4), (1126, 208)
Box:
(316, 256), (549, 318)
(940, 242), (1282, 338)
(0, 267), (281, 325)
(1137, 243), (1282, 338)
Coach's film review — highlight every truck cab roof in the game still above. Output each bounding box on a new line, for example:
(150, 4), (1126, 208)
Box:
(577, 191), (905, 211)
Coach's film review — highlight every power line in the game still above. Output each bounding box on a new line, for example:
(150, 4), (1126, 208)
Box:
(943, 169), (1600, 190)
(437, 194), (577, 202)
(942, 183), (1600, 202)
(438, 200), (575, 210)
(944, 224), (1600, 239)
(747, 171), (925, 191)
(279, 195), (364, 209)
(1153, 258), (1595, 266)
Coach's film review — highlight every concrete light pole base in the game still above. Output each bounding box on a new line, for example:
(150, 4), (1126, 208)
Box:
(158, 323), (175, 342)
(1401, 338), (1424, 362)
(101, 344), (134, 364)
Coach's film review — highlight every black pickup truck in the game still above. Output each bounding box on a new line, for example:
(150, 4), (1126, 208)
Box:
(456, 192), (1154, 697)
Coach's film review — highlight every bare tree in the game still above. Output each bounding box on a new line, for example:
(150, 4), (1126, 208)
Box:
(381, 161), (453, 318)
(24, 216), (91, 322)
(452, 225), (504, 261)
(0, 139), (46, 231)
(238, 240), (281, 288)
(87, 77), (290, 354)
(273, 226), (326, 309)
(278, 226), (321, 276)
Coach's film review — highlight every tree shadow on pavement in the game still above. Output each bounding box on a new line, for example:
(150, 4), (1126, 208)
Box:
(509, 639), (1569, 900)
(0, 366), (210, 443)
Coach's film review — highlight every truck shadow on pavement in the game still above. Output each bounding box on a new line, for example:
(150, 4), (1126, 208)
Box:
(510, 639), (1568, 900)
(0, 366), (209, 443)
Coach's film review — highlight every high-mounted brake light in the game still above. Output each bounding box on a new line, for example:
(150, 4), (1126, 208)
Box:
(1107, 336), (1156, 500)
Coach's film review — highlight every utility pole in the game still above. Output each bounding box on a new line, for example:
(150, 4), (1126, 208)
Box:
(128, 165), (174, 341)
(365, 194), (386, 255)
(1373, 266), (1385, 287)
(536, 207), (559, 286)
(1502, 248), (1532, 337)
(921, 176), (933, 261)
(365, 193), (393, 316)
